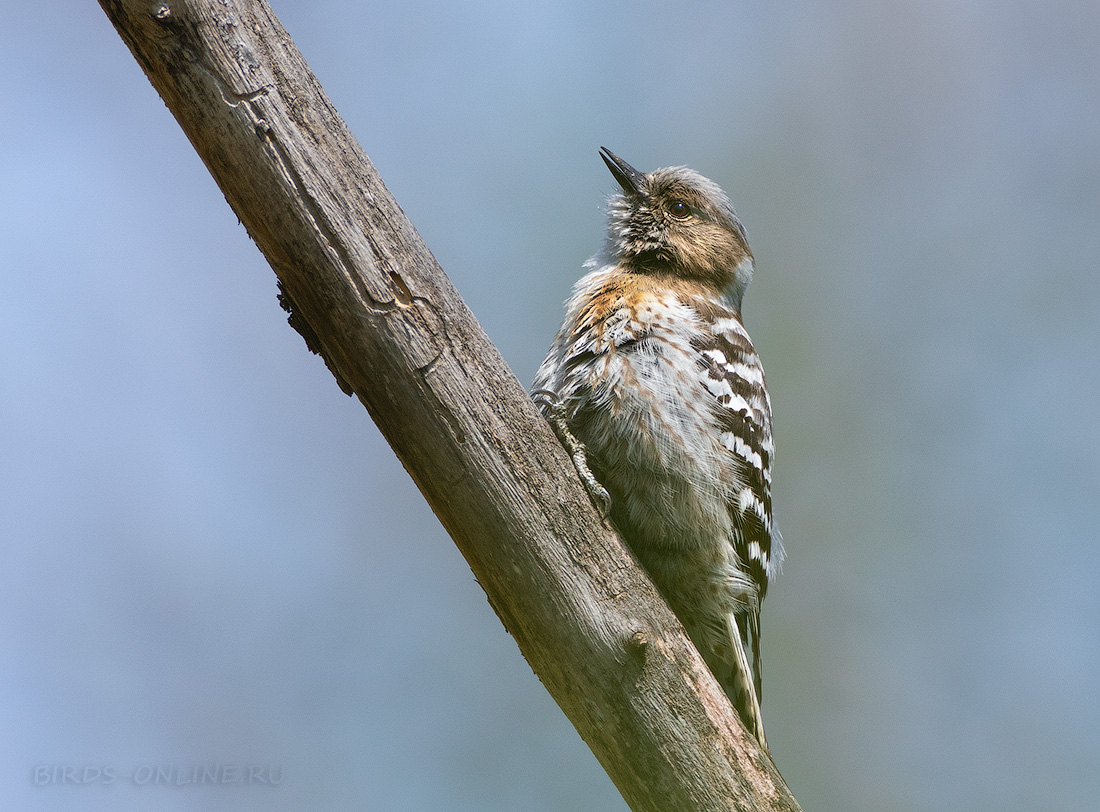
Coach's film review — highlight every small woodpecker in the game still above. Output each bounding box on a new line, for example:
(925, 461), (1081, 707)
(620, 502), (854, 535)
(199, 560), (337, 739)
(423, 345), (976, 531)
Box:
(533, 148), (782, 747)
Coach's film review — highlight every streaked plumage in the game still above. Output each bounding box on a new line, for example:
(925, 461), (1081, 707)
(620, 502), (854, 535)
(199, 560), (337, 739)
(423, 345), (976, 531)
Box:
(533, 148), (782, 746)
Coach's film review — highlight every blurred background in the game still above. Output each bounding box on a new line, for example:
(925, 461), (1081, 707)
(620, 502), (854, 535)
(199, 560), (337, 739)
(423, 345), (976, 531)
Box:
(3, 1), (1099, 810)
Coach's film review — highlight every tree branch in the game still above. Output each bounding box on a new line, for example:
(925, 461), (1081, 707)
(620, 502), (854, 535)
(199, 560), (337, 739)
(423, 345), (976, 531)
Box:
(97, 1), (801, 809)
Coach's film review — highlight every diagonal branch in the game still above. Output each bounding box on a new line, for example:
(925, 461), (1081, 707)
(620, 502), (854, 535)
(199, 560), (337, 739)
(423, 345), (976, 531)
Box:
(97, 1), (802, 809)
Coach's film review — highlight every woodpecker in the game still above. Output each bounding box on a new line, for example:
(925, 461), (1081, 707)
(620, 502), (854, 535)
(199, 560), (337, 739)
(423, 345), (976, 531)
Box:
(532, 148), (782, 747)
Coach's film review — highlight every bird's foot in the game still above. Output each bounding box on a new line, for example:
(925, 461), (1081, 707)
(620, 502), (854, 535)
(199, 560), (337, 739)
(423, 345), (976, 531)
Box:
(531, 389), (612, 517)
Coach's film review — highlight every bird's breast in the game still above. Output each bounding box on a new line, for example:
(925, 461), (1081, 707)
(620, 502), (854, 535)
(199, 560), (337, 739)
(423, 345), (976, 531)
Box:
(555, 283), (740, 551)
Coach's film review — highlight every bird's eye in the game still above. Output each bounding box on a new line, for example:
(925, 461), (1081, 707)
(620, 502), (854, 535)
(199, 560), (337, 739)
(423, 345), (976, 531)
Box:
(668, 200), (691, 220)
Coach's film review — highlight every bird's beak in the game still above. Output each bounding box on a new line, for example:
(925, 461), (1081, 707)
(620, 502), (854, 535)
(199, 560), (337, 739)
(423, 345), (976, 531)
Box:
(600, 147), (646, 197)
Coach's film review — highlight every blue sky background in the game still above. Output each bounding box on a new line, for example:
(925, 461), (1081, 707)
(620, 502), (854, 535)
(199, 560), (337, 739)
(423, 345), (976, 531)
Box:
(3, 1), (1100, 810)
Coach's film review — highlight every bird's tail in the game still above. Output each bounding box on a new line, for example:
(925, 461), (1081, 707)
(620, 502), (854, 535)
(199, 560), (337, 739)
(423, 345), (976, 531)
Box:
(720, 612), (767, 749)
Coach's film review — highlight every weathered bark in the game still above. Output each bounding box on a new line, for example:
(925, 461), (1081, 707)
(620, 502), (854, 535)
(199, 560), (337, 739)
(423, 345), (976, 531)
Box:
(97, 1), (802, 809)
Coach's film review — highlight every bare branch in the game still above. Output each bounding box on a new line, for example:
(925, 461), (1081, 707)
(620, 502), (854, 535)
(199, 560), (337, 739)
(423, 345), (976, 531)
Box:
(97, 1), (801, 809)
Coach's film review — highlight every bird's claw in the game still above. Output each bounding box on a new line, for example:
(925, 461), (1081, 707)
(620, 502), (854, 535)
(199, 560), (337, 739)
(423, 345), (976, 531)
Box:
(531, 388), (612, 518)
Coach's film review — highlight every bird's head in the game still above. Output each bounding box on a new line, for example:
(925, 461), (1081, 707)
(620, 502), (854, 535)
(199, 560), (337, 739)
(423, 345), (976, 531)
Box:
(599, 147), (755, 309)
